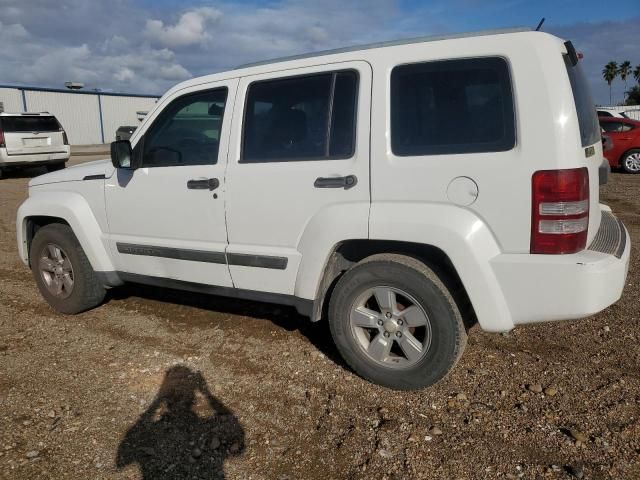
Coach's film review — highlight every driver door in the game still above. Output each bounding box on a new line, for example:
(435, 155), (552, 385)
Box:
(105, 80), (236, 287)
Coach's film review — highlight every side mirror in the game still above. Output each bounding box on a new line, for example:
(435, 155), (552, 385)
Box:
(111, 140), (135, 169)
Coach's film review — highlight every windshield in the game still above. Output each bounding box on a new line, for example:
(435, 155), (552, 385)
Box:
(0, 116), (61, 132)
(564, 56), (600, 147)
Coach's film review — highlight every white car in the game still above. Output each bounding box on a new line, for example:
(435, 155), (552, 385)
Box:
(16, 28), (630, 390)
(0, 112), (70, 178)
(597, 108), (630, 119)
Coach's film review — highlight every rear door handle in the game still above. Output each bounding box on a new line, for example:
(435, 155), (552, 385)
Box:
(187, 178), (219, 190)
(314, 175), (357, 189)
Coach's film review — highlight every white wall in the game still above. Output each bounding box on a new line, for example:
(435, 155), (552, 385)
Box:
(600, 105), (640, 121)
(0, 88), (25, 113)
(0, 87), (159, 145)
(25, 90), (102, 145)
(101, 95), (157, 142)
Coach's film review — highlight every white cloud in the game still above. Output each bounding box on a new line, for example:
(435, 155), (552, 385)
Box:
(144, 7), (223, 48)
(114, 68), (135, 83)
(158, 64), (192, 81)
(0, 21), (29, 39)
(0, 0), (397, 94)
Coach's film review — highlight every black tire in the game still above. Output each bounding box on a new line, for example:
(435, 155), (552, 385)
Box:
(328, 254), (467, 390)
(621, 149), (640, 174)
(30, 223), (106, 314)
(46, 162), (66, 172)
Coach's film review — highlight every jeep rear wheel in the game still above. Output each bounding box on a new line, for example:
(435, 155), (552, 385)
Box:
(30, 223), (105, 314)
(328, 254), (467, 390)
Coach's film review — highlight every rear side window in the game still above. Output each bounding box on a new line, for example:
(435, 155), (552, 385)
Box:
(241, 70), (358, 163)
(391, 57), (515, 156)
(564, 56), (600, 147)
(0, 116), (61, 132)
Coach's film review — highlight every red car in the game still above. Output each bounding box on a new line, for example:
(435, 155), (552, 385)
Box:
(599, 117), (640, 173)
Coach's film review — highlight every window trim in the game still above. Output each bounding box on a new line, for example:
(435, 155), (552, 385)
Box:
(139, 86), (229, 168)
(389, 56), (517, 157)
(239, 69), (360, 164)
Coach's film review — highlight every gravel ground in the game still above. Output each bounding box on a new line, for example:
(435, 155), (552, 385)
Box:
(0, 158), (639, 480)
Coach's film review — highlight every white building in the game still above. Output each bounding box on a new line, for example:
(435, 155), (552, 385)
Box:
(0, 84), (159, 145)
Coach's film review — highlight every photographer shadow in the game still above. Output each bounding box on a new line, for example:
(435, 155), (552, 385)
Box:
(116, 365), (244, 480)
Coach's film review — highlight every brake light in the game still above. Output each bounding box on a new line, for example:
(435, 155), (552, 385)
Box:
(531, 168), (589, 254)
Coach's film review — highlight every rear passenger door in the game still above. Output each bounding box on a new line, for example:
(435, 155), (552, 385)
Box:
(225, 62), (372, 295)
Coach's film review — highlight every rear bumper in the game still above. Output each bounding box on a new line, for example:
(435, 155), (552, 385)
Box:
(490, 209), (630, 327)
(0, 149), (70, 167)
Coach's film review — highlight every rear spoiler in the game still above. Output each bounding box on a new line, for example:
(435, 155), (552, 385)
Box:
(564, 41), (579, 66)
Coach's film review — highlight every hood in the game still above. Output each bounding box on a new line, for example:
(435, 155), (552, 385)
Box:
(29, 159), (114, 187)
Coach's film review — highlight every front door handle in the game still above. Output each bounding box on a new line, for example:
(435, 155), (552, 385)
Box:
(187, 178), (219, 190)
(314, 175), (357, 189)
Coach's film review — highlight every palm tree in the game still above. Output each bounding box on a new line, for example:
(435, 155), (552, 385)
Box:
(602, 61), (618, 105)
(634, 65), (640, 84)
(618, 61), (631, 101)
(626, 85), (640, 106)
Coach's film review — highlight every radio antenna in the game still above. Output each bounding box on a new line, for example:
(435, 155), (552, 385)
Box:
(535, 17), (545, 31)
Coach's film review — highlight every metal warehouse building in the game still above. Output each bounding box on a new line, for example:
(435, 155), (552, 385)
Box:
(0, 85), (159, 145)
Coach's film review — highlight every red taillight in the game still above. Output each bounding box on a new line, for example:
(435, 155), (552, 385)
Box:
(531, 168), (589, 254)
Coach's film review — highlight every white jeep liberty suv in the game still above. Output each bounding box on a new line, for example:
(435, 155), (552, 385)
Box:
(16, 29), (630, 390)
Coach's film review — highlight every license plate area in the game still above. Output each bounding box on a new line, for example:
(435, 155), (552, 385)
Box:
(23, 137), (50, 147)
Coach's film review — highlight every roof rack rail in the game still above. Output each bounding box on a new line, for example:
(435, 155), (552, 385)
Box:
(234, 26), (532, 70)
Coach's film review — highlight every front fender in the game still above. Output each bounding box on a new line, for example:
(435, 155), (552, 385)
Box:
(16, 191), (116, 273)
(368, 203), (513, 332)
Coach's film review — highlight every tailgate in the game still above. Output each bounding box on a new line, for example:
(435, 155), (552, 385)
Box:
(1, 116), (67, 155)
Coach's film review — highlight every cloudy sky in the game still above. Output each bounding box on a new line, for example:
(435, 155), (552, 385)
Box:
(0, 0), (638, 104)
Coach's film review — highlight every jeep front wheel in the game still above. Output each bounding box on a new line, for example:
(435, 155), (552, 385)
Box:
(30, 223), (106, 314)
(328, 254), (467, 390)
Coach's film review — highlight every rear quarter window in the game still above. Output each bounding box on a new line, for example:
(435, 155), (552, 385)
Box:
(391, 57), (515, 156)
(0, 116), (61, 132)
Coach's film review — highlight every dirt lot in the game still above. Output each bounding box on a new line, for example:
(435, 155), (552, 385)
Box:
(1, 157), (639, 480)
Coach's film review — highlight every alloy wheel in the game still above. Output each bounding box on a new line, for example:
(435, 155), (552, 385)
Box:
(349, 286), (432, 369)
(624, 152), (640, 173)
(38, 243), (74, 299)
